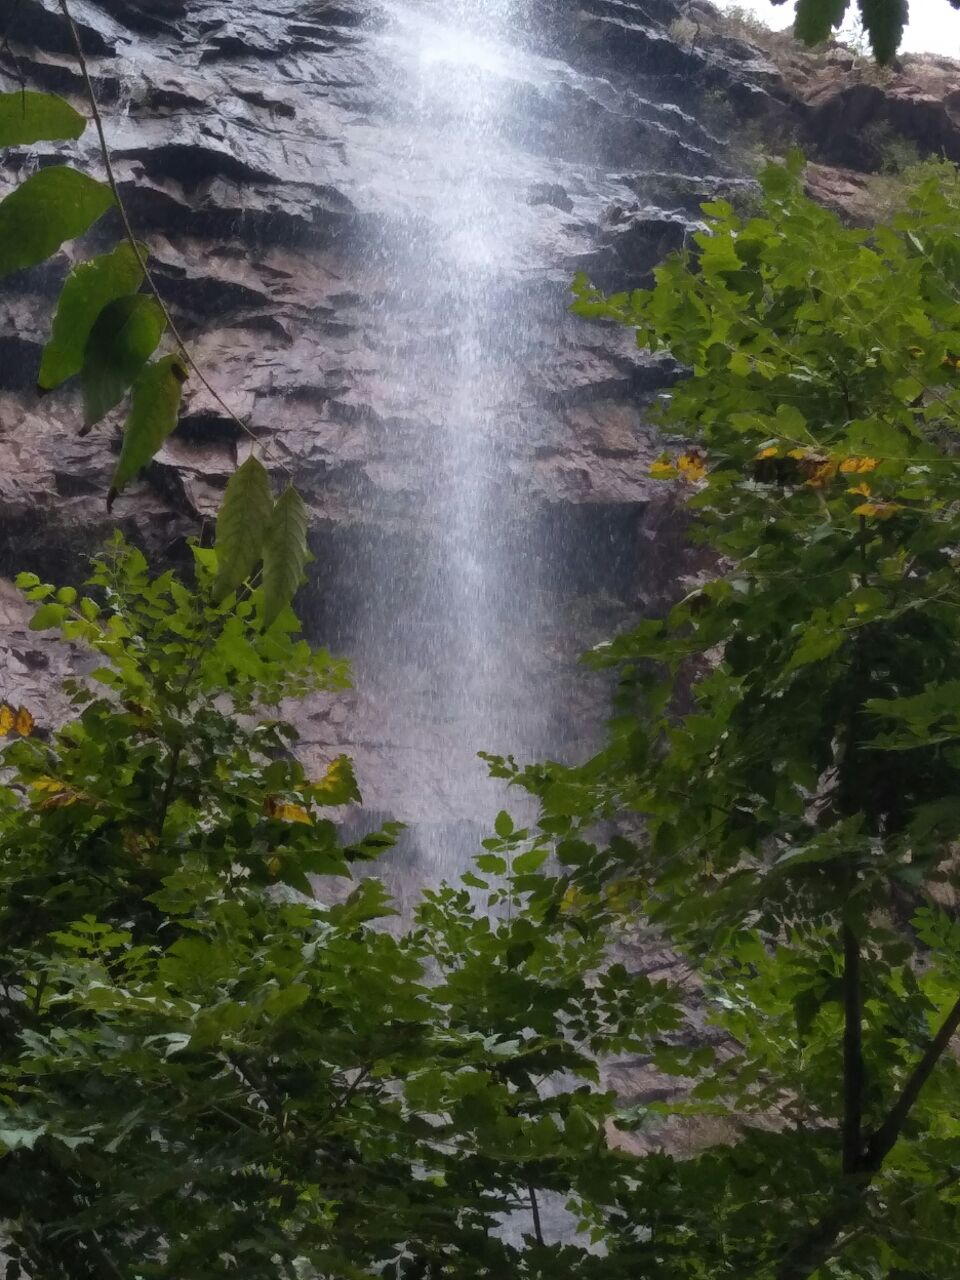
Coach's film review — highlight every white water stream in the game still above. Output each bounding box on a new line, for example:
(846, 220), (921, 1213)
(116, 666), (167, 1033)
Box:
(352, 0), (553, 874)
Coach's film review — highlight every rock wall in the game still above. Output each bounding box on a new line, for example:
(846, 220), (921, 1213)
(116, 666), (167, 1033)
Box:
(0, 0), (955, 868)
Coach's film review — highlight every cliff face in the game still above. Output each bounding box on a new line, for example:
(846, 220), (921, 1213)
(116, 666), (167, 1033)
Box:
(0, 0), (955, 861)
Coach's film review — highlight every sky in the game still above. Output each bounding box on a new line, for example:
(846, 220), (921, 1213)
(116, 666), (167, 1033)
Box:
(714, 0), (960, 55)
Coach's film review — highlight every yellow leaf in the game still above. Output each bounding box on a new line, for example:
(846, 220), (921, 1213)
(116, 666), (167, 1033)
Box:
(561, 885), (583, 913)
(649, 458), (677, 480)
(853, 501), (901, 520)
(755, 446), (779, 459)
(0, 705), (14, 738)
(268, 855), (282, 876)
(784, 450), (837, 487)
(677, 450), (707, 483)
(311, 755), (361, 806)
(14, 706), (34, 737)
(840, 456), (878, 474)
(847, 482), (872, 497)
(122, 828), (144, 858)
(604, 878), (636, 911)
(30, 777), (80, 808)
(265, 797), (312, 825)
(804, 459), (837, 488)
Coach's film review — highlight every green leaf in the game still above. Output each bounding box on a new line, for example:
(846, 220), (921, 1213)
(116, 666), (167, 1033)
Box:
(494, 810), (514, 838)
(0, 91), (85, 146)
(476, 854), (507, 875)
(0, 167), (113, 279)
(513, 847), (549, 874)
(213, 456), (274, 602)
(108, 355), (187, 506)
(28, 603), (66, 631)
(82, 294), (167, 428)
(261, 486), (309, 631)
(39, 243), (147, 391)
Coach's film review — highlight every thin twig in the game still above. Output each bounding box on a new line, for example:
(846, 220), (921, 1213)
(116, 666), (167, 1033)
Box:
(830, 1166), (960, 1262)
(528, 1182), (545, 1247)
(841, 921), (864, 1174)
(155, 742), (182, 837)
(0, 0), (26, 89)
(57, 0), (289, 476)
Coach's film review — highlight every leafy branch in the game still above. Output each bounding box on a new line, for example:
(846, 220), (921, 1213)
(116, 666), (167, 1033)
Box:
(55, 0), (288, 477)
(0, 1), (311, 627)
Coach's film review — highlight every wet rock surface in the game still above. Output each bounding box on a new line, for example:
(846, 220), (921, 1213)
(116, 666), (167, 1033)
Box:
(0, 0), (950, 848)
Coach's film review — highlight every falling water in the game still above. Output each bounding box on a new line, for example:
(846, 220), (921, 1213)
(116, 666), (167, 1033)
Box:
(312, 0), (699, 881)
(342, 0), (556, 875)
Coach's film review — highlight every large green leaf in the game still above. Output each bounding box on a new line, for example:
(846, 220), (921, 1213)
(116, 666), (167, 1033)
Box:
(39, 243), (147, 391)
(261, 485), (309, 631)
(0, 166), (113, 279)
(0, 91), (85, 146)
(81, 294), (166, 429)
(214, 455), (275, 602)
(108, 355), (187, 507)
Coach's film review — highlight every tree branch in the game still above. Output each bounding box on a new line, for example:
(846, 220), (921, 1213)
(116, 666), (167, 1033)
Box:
(56, 0), (288, 474)
(528, 1181), (545, 1247)
(830, 1165), (960, 1262)
(866, 992), (960, 1168)
(777, 993), (960, 1279)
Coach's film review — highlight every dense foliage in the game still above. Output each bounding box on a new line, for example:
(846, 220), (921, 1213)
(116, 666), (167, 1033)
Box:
(0, 541), (683, 1279)
(5, 3), (960, 1276)
(485, 153), (960, 1276)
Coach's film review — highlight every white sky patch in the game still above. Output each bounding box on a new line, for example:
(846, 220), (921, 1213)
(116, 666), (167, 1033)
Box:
(713, 0), (960, 56)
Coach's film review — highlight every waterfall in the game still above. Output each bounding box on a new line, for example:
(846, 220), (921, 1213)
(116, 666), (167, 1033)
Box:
(305, 0), (716, 883)
(341, 0), (554, 876)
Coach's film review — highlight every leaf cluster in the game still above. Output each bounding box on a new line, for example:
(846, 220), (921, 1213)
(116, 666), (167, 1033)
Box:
(0, 86), (309, 628)
(489, 155), (960, 1276)
(0, 544), (686, 1279)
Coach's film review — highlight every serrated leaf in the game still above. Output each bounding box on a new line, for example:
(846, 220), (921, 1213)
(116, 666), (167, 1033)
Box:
(460, 872), (489, 889)
(39, 243), (147, 391)
(0, 167), (113, 279)
(0, 91), (85, 146)
(82, 294), (166, 428)
(261, 485), (309, 631)
(213, 455), (274, 602)
(513, 847), (549, 874)
(108, 356), (187, 506)
(28, 603), (66, 632)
